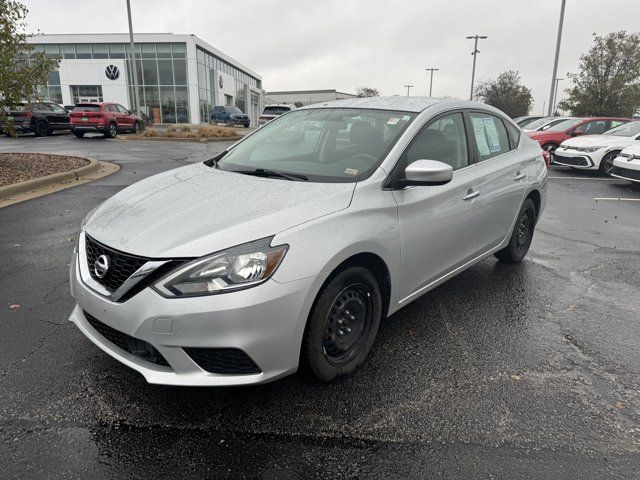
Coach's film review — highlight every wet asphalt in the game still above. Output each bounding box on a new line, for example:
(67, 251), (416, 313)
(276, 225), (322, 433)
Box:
(0, 133), (639, 479)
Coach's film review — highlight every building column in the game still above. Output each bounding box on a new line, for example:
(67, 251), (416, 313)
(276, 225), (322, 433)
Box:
(185, 38), (201, 124)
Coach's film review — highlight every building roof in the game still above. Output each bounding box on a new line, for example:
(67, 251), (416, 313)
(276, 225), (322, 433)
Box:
(298, 96), (458, 113)
(27, 32), (261, 81)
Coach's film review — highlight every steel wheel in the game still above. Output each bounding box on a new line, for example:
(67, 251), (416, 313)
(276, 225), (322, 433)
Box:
(323, 283), (374, 366)
(514, 210), (531, 257)
(495, 198), (536, 263)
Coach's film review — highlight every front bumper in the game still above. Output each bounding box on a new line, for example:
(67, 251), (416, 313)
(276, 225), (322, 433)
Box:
(611, 157), (640, 183)
(553, 149), (601, 169)
(69, 249), (317, 386)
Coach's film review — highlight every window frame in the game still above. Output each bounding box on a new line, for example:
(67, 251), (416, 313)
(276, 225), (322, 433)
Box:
(384, 108), (474, 189)
(465, 109), (516, 163)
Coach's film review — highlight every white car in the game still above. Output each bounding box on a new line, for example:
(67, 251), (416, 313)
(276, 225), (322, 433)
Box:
(611, 144), (640, 183)
(257, 104), (296, 126)
(553, 120), (640, 175)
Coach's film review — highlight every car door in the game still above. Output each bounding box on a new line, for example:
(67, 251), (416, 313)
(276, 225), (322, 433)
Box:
(49, 103), (70, 129)
(37, 102), (57, 128)
(106, 104), (121, 130)
(117, 104), (133, 130)
(468, 111), (528, 250)
(391, 111), (482, 302)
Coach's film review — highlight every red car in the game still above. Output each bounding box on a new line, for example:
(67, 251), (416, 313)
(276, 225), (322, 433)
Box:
(70, 102), (143, 138)
(527, 117), (631, 153)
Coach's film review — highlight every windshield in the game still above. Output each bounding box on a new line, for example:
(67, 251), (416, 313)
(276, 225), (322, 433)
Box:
(545, 118), (583, 132)
(217, 108), (417, 182)
(226, 107), (242, 114)
(263, 106), (291, 115)
(523, 117), (554, 130)
(605, 121), (640, 137)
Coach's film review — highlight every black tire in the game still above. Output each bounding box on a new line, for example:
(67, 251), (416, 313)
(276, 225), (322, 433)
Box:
(73, 131), (85, 138)
(104, 122), (117, 139)
(302, 266), (382, 382)
(495, 198), (536, 263)
(33, 121), (48, 137)
(133, 121), (141, 134)
(599, 151), (618, 176)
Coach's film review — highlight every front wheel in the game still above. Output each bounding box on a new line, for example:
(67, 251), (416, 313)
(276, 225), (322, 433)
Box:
(133, 121), (141, 134)
(599, 151), (618, 176)
(495, 198), (536, 263)
(302, 266), (382, 382)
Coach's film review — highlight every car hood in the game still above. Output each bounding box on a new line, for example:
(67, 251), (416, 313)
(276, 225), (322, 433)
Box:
(562, 134), (636, 147)
(528, 131), (562, 141)
(84, 162), (356, 258)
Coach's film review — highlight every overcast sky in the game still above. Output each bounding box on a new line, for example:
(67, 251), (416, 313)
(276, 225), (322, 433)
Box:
(21, 0), (640, 113)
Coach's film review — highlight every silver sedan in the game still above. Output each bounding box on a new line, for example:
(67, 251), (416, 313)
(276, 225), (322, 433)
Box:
(69, 97), (547, 385)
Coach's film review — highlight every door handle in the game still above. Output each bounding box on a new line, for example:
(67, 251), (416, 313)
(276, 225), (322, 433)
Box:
(514, 171), (526, 181)
(462, 189), (480, 201)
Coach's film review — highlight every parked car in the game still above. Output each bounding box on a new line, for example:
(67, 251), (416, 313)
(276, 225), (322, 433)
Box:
(553, 120), (640, 175)
(69, 102), (143, 138)
(69, 97), (547, 386)
(137, 111), (153, 127)
(258, 104), (295, 126)
(611, 144), (640, 183)
(1, 101), (70, 136)
(522, 116), (573, 133)
(527, 117), (632, 154)
(64, 105), (76, 111)
(514, 115), (546, 128)
(211, 106), (250, 127)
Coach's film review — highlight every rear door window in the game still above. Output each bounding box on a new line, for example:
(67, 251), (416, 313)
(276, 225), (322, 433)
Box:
(468, 112), (511, 161)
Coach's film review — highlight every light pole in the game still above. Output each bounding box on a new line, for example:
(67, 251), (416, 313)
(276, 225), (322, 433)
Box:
(547, 0), (567, 115)
(425, 68), (439, 97)
(126, 0), (140, 114)
(404, 84), (414, 97)
(466, 35), (487, 100)
(552, 78), (564, 114)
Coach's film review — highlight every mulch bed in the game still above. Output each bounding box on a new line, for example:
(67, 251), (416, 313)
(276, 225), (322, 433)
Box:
(0, 153), (89, 187)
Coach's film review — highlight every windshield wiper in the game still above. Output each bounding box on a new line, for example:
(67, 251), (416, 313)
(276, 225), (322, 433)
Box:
(233, 168), (308, 182)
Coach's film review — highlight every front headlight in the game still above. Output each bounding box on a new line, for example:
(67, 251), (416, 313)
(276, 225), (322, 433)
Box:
(582, 146), (605, 153)
(153, 237), (288, 298)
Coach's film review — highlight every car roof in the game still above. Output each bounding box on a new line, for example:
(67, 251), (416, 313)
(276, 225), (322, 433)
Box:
(298, 96), (486, 113)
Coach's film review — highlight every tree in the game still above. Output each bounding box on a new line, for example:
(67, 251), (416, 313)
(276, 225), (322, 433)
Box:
(558, 32), (640, 117)
(356, 87), (380, 97)
(0, 0), (57, 111)
(474, 71), (533, 118)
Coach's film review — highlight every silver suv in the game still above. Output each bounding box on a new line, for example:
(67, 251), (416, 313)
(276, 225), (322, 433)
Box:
(69, 97), (547, 385)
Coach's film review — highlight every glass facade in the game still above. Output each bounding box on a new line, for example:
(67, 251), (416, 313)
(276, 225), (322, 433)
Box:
(196, 46), (261, 123)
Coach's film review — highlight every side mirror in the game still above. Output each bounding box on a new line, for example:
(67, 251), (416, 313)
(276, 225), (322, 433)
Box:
(571, 129), (585, 137)
(402, 159), (453, 187)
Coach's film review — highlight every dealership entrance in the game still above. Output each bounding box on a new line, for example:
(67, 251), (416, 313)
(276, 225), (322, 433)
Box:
(70, 85), (103, 104)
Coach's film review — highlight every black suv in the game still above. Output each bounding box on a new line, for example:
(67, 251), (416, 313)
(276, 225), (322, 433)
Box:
(3, 102), (71, 136)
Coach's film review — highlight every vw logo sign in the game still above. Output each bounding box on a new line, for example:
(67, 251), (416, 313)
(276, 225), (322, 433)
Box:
(105, 65), (120, 80)
(94, 255), (110, 279)
(219, 75), (223, 89)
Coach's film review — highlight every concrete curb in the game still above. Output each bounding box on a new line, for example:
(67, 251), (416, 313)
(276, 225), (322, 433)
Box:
(0, 155), (100, 200)
(116, 136), (240, 143)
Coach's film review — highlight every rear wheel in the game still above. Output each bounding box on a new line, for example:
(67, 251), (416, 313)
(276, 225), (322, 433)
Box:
(104, 123), (117, 138)
(73, 131), (85, 138)
(133, 121), (141, 134)
(599, 151), (618, 176)
(33, 121), (48, 137)
(302, 266), (382, 382)
(495, 198), (536, 263)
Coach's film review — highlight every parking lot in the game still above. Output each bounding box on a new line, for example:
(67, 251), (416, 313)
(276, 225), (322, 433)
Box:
(1, 135), (639, 478)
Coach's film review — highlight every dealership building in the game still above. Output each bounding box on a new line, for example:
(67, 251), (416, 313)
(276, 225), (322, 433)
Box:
(265, 89), (357, 107)
(27, 33), (263, 125)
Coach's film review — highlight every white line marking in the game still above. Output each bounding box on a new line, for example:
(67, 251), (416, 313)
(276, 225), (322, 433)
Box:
(593, 197), (640, 202)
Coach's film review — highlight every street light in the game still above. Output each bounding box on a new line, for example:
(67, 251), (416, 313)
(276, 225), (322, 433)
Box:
(425, 68), (439, 97)
(404, 84), (414, 96)
(126, 0), (140, 114)
(547, 0), (567, 116)
(552, 78), (564, 114)
(466, 35), (487, 101)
